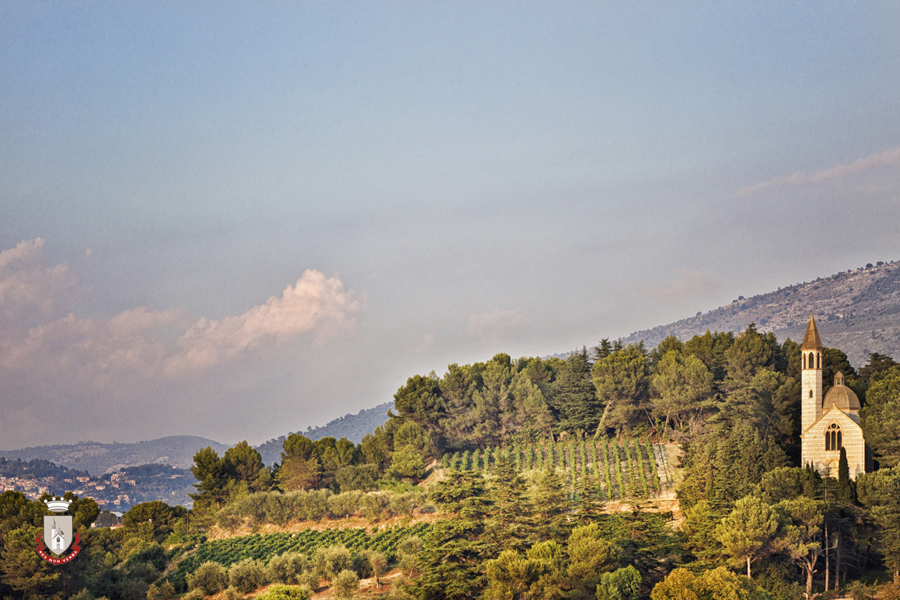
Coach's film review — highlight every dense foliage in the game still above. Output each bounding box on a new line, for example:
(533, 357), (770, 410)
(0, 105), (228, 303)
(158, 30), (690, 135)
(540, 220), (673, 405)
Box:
(1, 324), (899, 599)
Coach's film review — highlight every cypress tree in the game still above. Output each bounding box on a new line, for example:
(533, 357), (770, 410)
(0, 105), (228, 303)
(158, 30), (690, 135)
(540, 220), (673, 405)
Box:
(602, 438), (614, 499)
(837, 447), (855, 504)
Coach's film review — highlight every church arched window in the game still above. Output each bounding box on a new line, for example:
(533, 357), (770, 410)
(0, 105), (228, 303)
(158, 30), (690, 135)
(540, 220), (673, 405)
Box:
(809, 390), (813, 398)
(825, 423), (842, 451)
(817, 353), (821, 369)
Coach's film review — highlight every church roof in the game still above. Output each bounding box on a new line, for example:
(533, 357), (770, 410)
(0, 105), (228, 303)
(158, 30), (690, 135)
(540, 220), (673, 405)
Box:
(801, 314), (824, 350)
(823, 372), (860, 411)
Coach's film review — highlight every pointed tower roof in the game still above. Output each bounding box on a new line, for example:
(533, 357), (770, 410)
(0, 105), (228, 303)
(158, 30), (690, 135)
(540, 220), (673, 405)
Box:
(801, 314), (823, 350)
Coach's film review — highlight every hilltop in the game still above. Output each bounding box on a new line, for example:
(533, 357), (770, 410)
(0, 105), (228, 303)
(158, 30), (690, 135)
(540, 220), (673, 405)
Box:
(0, 435), (229, 477)
(623, 260), (900, 366)
(256, 401), (394, 466)
(0, 402), (395, 482)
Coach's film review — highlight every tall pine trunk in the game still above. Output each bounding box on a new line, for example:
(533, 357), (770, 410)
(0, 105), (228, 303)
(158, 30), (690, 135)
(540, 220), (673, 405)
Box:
(825, 525), (829, 592)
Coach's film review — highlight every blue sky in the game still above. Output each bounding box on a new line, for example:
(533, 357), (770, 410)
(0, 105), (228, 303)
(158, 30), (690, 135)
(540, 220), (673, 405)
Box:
(2, 2), (899, 449)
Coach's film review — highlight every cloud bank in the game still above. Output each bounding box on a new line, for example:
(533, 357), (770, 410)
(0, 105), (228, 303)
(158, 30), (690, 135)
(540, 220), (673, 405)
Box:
(736, 147), (900, 197)
(0, 240), (363, 438)
(467, 308), (524, 344)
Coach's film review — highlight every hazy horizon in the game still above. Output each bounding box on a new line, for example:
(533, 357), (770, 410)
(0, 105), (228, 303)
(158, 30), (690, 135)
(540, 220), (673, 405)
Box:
(2, 3), (899, 449)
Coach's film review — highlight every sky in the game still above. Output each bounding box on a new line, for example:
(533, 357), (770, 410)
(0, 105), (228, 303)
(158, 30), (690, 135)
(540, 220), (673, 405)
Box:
(2, 2), (900, 449)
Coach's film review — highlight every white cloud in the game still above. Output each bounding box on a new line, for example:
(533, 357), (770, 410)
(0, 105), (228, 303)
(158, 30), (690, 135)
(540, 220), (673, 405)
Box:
(467, 309), (524, 344)
(0, 238), (78, 329)
(0, 241), (362, 386)
(166, 270), (362, 375)
(736, 146), (900, 197)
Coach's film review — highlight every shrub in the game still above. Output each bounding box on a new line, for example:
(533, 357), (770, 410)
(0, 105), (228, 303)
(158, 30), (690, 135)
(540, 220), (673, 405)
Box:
(327, 492), (363, 518)
(880, 582), (900, 600)
(314, 544), (352, 582)
(187, 561), (228, 595)
(217, 505), (243, 530)
(333, 569), (359, 599)
(146, 581), (176, 600)
(397, 536), (422, 577)
(263, 493), (291, 525)
(288, 489), (331, 521)
(360, 493), (391, 521)
(256, 585), (311, 600)
(267, 552), (308, 585)
(389, 492), (420, 517)
(228, 558), (267, 593)
(182, 590), (206, 600)
(363, 550), (387, 586)
(221, 587), (244, 600)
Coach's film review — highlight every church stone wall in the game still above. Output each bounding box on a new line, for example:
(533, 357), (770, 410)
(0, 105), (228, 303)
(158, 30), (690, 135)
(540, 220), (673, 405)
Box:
(804, 409), (865, 480)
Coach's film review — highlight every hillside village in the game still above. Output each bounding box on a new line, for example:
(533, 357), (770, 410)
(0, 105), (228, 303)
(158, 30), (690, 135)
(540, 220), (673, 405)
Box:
(0, 458), (194, 510)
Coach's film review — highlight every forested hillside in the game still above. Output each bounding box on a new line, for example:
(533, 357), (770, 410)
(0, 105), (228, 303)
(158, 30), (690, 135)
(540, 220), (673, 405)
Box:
(2, 325), (900, 599)
(624, 260), (900, 366)
(256, 402), (394, 466)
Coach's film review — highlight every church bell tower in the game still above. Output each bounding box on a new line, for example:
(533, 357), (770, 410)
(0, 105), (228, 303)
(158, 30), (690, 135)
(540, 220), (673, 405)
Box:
(800, 314), (823, 468)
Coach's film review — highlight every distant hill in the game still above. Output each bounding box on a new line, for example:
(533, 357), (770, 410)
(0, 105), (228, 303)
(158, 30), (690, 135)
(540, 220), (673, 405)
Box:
(0, 435), (229, 477)
(623, 260), (900, 366)
(256, 402), (394, 466)
(0, 402), (396, 476)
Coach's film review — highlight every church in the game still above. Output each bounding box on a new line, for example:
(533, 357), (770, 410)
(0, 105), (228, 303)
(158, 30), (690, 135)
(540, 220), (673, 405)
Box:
(800, 315), (866, 480)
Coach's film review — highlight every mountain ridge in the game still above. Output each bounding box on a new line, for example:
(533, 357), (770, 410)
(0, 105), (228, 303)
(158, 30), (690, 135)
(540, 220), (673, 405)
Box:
(0, 435), (229, 477)
(623, 260), (900, 366)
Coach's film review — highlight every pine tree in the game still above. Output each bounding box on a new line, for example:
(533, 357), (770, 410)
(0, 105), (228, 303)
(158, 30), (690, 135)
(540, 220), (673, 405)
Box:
(416, 470), (494, 600)
(532, 467), (569, 542)
(486, 456), (530, 550)
(715, 495), (780, 579)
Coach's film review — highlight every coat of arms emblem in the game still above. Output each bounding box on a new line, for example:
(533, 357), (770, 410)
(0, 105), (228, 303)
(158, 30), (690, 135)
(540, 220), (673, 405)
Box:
(36, 497), (81, 564)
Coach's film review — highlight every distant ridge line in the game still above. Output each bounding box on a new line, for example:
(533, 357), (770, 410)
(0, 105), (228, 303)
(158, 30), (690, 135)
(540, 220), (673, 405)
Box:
(622, 260), (900, 367)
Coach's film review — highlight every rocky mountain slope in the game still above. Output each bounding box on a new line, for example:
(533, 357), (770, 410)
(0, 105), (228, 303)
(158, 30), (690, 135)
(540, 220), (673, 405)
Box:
(623, 260), (900, 366)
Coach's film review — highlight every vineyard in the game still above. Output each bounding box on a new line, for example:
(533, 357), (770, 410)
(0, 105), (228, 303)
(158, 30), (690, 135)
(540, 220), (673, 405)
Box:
(441, 437), (664, 502)
(166, 523), (431, 591)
